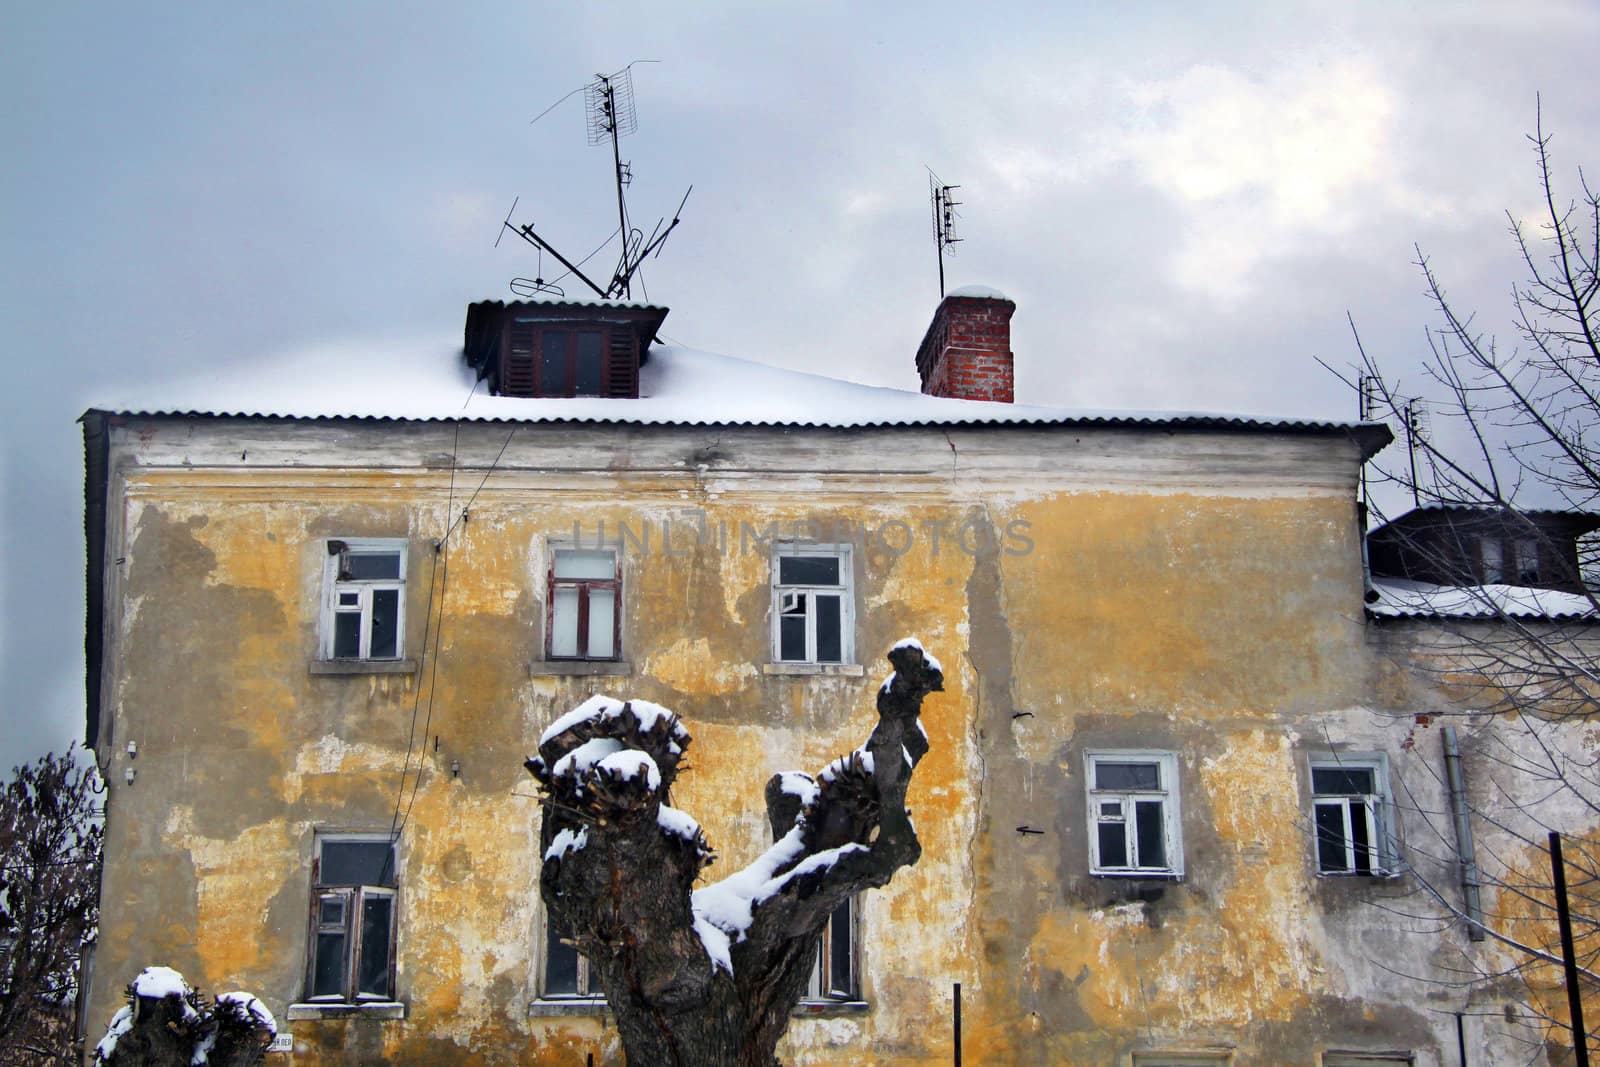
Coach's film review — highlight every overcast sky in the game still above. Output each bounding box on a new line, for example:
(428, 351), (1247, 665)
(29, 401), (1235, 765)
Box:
(5, 2), (1600, 772)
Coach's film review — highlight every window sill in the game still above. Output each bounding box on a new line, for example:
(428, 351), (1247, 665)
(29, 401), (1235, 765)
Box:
(1090, 871), (1184, 881)
(762, 663), (865, 678)
(529, 660), (633, 677)
(309, 659), (418, 677)
(793, 999), (869, 1017)
(285, 1002), (406, 1021)
(528, 998), (609, 1018)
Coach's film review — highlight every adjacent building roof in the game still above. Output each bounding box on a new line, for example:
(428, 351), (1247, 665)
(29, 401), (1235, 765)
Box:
(1367, 578), (1598, 620)
(86, 336), (1392, 454)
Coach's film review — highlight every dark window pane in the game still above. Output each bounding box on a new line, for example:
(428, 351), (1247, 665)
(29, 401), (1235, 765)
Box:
(358, 896), (393, 997)
(1312, 767), (1374, 796)
(333, 612), (361, 658)
(1134, 800), (1166, 868)
(322, 841), (396, 887)
(815, 595), (842, 663)
(319, 897), (345, 925)
(313, 932), (346, 997)
(1351, 803), (1373, 874)
(369, 589), (399, 658)
(779, 614), (807, 661)
(575, 332), (603, 395)
(541, 332), (570, 395)
(1097, 822), (1128, 868)
(1094, 762), (1161, 791)
(345, 552), (401, 581)
(779, 556), (840, 586)
(546, 916), (579, 994)
(829, 901), (852, 997)
(1315, 803), (1348, 872)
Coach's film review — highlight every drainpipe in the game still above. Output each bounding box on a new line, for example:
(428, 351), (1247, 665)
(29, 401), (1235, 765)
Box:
(1442, 727), (1486, 941)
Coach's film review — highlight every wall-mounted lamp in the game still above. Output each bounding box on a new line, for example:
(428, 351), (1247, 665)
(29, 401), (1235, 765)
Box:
(124, 767), (136, 786)
(450, 759), (460, 779)
(126, 740), (137, 758)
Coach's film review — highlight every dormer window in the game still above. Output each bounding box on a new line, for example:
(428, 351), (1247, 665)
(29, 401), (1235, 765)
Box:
(512, 326), (608, 398)
(462, 299), (670, 400)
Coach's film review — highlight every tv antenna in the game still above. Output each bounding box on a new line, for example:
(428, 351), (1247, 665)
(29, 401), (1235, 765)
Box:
(929, 168), (962, 297)
(498, 62), (692, 301)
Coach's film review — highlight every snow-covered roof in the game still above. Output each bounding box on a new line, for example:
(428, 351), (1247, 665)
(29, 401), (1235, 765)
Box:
(1367, 578), (1599, 621)
(87, 337), (1389, 446)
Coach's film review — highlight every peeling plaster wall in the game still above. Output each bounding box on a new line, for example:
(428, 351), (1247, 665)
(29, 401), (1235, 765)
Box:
(85, 417), (1583, 1065)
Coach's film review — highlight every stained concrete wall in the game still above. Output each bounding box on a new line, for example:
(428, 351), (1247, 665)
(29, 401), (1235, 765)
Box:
(85, 416), (1592, 1065)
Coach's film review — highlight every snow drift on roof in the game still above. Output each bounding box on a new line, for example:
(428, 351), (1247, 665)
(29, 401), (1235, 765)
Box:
(89, 336), (1382, 436)
(1368, 578), (1599, 620)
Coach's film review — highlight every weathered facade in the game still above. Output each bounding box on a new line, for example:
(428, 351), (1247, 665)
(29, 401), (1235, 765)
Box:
(81, 291), (1600, 1065)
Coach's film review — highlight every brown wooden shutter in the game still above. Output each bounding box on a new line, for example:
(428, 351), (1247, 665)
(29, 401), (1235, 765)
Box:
(605, 328), (639, 398)
(503, 322), (536, 396)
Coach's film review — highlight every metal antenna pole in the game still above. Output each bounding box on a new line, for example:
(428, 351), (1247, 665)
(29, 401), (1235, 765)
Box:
(600, 76), (632, 297)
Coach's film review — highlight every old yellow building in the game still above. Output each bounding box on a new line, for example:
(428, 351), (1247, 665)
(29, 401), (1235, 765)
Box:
(81, 290), (1598, 1065)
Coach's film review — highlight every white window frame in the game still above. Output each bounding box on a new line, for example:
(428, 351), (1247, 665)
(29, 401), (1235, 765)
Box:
(1309, 753), (1397, 877)
(542, 911), (603, 1001)
(321, 538), (407, 660)
(803, 896), (861, 1003)
(1086, 751), (1183, 878)
(305, 833), (398, 1004)
(770, 543), (855, 665)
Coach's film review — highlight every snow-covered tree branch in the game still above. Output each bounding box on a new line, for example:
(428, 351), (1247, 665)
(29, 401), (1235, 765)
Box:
(525, 638), (944, 1067)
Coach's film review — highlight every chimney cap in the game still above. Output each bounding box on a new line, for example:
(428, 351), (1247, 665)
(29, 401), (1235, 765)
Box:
(944, 284), (1012, 302)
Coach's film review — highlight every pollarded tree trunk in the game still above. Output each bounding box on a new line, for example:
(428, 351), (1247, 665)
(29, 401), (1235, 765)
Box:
(92, 967), (275, 1067)
(526, 639), (944, 1067)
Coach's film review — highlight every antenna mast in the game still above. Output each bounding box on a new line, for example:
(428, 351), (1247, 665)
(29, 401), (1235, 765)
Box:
(500, 63), (692, 302)
(929, 169), (962, 298)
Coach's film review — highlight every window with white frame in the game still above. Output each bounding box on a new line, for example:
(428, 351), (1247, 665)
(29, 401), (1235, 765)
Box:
(1310, 754), (1395, 876)
(772, 544), (853, 664)
(305, 835), (397, 1003)
(322, 539), (406, 660)
(543, 912), (601, 999)
(547, 547), (620, 660)
(805, 897), (860, 1002)
(1086, 751), (1182, 877)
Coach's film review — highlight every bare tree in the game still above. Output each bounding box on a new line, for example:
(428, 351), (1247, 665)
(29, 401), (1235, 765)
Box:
(0, 751), (102, 1066)
(525, 639), (943, 1067)
(1338, 100), (1600, 1060)
(89, 968), (274, 1067)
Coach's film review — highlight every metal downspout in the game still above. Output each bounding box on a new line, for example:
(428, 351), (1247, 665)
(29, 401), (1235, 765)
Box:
(1443, 726), (1486, 940)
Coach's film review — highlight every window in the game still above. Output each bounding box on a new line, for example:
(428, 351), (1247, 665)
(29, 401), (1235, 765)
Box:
(507, 325), (612, 398)
(1132, 1056), (1230, 1067)
(1513, 536), (1540, 584)
(1478, 535), (1505, 583)
(805, 897), (860, 1002)
(322, 539), (406, 660)
(547, 547), (620, 660)
(306, 836), (397, 1003)
(544, 912), (601, 999)
(1086, 752), (1182, 877)
(772, 545), (853, 664)
(1310, 755), (1395, 876)
(1323, 1055), (1413, 1066)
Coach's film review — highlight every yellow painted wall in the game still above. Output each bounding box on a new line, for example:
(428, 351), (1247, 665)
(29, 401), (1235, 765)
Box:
(88, 420), (1574, 1065)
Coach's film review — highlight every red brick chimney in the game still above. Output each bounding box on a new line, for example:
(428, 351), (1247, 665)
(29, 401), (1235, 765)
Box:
(914, 286), (1015, 403)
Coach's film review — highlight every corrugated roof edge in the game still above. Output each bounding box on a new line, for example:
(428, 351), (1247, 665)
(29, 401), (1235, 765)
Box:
(82, 406), (1394, 457)
(1367, 603), (1600, 621)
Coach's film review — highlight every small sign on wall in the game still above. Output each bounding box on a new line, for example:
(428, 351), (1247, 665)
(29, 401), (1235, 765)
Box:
(268, 1033), (294, 1053)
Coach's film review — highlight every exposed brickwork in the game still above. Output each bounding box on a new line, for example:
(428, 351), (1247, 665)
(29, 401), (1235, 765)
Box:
(914, 292), (1016, 403)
